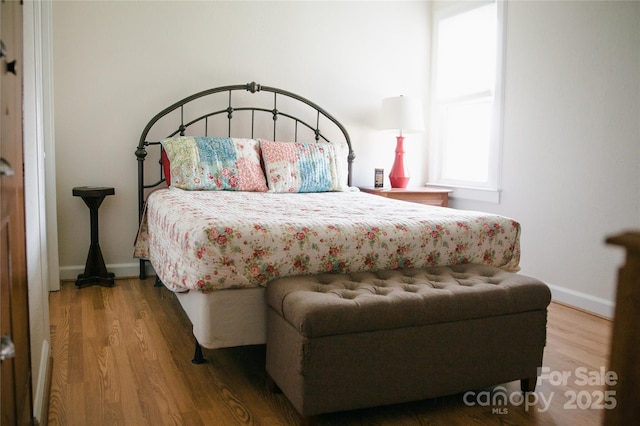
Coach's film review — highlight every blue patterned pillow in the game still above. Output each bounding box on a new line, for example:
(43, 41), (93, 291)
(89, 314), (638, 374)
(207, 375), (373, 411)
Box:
(161, 136), (267, 191)
(260, 140), (349, 192)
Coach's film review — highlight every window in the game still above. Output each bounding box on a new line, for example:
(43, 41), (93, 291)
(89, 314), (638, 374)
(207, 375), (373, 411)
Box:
(429, 0), (505, 202)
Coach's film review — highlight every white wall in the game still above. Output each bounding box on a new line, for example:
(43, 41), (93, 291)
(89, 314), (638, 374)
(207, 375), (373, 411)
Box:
(52, 1), (640, 317)
(52, 0), (430, 279)
(450, 0), (640, 317)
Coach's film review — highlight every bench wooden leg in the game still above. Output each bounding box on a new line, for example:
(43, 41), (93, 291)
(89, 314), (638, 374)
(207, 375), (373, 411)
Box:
(266, 374), (281, 393)
(300, 415), (318, 426)
(521, 377), (537, 392)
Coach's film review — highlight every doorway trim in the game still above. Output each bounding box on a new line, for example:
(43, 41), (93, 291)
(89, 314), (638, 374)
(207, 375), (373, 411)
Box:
(23, 0), (58, 423)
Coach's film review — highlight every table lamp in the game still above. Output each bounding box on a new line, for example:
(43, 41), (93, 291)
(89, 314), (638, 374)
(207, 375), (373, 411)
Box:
(380, 95), (424, 188)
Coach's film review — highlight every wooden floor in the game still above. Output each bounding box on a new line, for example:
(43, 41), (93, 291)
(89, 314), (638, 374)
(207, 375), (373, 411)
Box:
(48, 277), (612, 425)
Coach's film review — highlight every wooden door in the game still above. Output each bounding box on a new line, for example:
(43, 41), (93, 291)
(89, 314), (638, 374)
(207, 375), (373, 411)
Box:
(0, 1), (33, 425)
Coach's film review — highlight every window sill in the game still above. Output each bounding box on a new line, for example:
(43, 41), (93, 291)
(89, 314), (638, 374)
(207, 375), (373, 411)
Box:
(426, 184), (501, 204)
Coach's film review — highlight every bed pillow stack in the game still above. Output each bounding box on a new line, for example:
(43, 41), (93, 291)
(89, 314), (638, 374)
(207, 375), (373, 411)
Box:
(161, 136), (350, 193)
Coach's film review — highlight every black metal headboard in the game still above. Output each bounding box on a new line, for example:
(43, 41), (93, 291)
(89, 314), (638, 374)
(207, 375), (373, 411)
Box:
(135, 82), (355, 277)
(136, 82), (355, 217)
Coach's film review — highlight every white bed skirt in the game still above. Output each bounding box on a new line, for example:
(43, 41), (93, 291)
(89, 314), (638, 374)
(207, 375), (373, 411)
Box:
(175, 287), (267, 349)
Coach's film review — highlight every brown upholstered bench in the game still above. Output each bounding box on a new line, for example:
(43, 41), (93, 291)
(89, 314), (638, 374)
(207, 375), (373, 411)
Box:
(265, 264), (551, 424)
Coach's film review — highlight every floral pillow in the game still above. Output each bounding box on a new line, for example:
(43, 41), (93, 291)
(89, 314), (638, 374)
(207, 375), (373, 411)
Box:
(161, 136), (268, 191)
(260, 139), (349, 193)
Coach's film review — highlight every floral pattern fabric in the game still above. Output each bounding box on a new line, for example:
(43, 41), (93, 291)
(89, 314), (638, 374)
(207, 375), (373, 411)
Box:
(133, 188), (521, 293)
(260, 140), (350, 192)
(161, 136), (268, 191)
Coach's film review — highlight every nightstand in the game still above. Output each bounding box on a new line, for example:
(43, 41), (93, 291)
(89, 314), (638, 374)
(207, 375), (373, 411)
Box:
(358, 187), (452, 207)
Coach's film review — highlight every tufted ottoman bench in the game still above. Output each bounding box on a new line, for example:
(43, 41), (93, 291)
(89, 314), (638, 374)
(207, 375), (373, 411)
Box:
(265, 264), (551, 424)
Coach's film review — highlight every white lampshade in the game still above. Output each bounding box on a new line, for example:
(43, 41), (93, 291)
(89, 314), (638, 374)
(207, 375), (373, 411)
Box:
(380, 95), (425, 135)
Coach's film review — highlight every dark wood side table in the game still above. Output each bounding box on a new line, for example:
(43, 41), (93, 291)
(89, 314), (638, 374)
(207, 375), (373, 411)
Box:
(358, 187), (452, 207)
(604, 231), (640, 425)
(72, 186), (115, 288)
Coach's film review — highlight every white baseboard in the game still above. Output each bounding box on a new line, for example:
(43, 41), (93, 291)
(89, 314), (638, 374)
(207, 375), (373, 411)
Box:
(59, 261), (154, 281)
(547, 283), (615, 319)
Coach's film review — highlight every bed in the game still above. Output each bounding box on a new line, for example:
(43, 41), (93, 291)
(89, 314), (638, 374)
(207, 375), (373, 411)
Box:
(133, 82), (521, 358)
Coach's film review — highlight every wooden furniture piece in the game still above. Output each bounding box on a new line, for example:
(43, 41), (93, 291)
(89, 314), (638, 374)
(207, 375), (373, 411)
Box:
(73, 186), (115, 288)
(604, 231), (640, 425)
(358, 186), (452, 207)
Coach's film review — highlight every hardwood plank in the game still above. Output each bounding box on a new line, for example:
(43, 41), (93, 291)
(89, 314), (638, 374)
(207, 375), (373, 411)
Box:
(48, 278), (612, 425)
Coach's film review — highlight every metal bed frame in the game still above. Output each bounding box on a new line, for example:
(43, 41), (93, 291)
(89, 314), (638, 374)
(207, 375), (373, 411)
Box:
(135, 82), (355, 280)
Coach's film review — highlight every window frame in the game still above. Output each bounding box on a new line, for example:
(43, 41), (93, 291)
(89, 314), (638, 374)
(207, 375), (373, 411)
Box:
(428, 0), (507, 203)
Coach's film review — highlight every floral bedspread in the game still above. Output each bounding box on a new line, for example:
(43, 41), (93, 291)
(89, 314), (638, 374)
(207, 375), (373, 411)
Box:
(133, 188), (521, 292)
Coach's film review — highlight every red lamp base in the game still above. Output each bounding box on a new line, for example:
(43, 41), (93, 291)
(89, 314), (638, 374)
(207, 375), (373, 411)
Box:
(389, 175), (410, 188)
(389, 135), (409, 188)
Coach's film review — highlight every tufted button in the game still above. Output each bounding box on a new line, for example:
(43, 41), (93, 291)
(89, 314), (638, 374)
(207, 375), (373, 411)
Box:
(424, 281), (437, 289)
(451, 272), (469, 280)
(372, 279), (388, 287)
(372, 286), (392, 296)
(340, 290), (361, 300)
(318, 275), (337, 285)
(345, 283), (358, 291)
